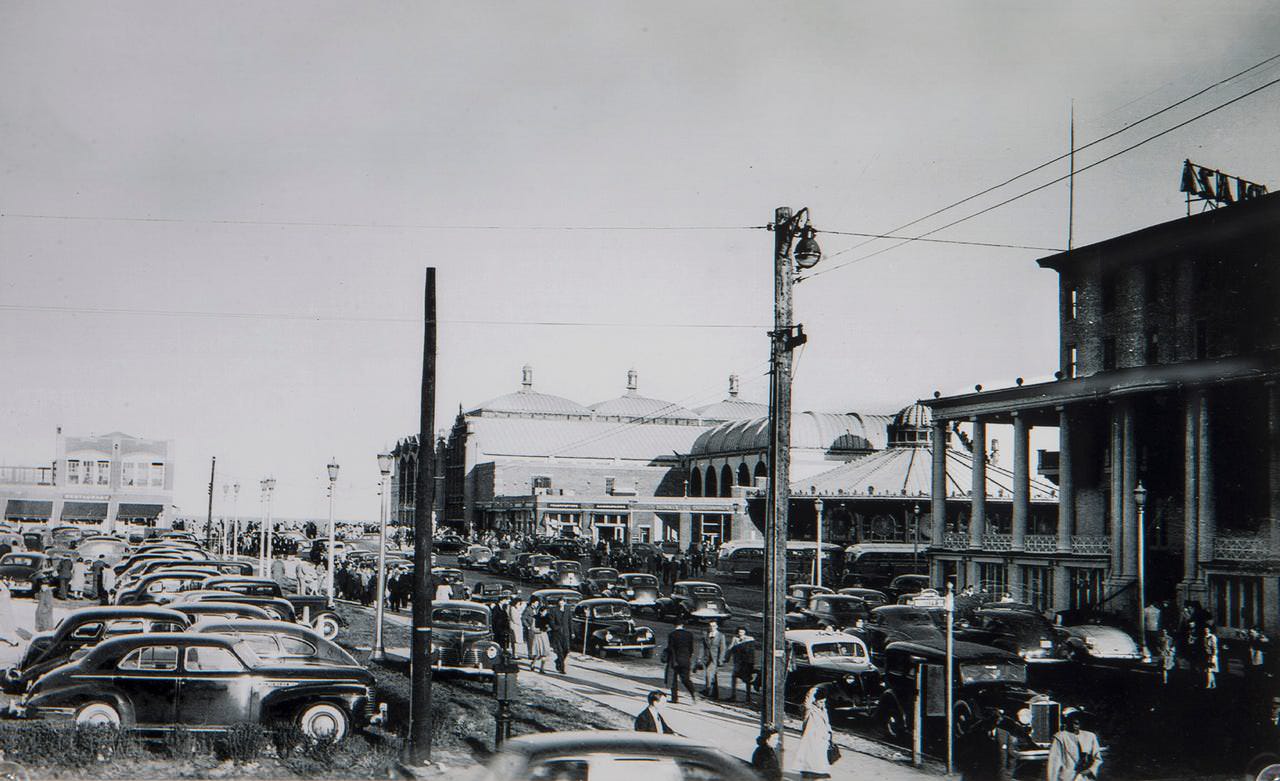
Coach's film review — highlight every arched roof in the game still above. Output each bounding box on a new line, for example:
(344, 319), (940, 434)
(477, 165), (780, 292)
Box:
(468, 365), (592, 417)
(590, 394), (700, 421)
(690, 412), (887, 457)
(695, 398), (769, 422)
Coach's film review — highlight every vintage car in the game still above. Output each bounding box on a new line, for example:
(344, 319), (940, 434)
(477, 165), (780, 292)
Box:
(875, 640), (1063, 772)
(536, 539), (586, 561)
(1061, 622), (1144, 664)
(114, 570), (224, 605)
(113, 549), (199, 576)
(13, 633), (383, 739)
(470, 581), (515, 605)
(786, 594), (871, 632)
(531, 588), (583, 610)
(886, 573), (932, 600)
(570, 598), (657, 657)
(489, 547), (520, 574)
(174, 591), (300, 623)
(785, 584), (834, 613)
(429, 600), (503, 675)
(481, 731), (759, 781)
(2, 606), (191, 693)
(196, 576), (345, 638)
(172, 602), (275, 624)
(76, 536), (129, 566)
(656, 581), (732, 623)
(582, 567), (620, 597)
(130, 559), (253, 581)
(430, 568), (471, 601)
(0, 552), (50, 596)
(522, 554), (555, 582)
(193, 620), (357, 666)
(858, 605), (946, 659)
(433, 535), (470, 555)
(544, 559), (583, 588)
(838, 587), (890, 609)
(958, 608), (1069, 664)
(458, 544), (494, 568)
(784, 629), (881, 716)
(607, 572), (661, 609)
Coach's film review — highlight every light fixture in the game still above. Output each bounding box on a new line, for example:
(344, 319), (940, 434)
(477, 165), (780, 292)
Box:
(377, 452), (394, 476)
(327, 459), (340, 482)
(793, 225), (822, 269)
(1134, 481), (1147, 508)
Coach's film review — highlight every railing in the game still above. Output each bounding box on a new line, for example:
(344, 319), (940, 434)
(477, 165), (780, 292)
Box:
(981, 532), (1013, 551)
(1214, 532), (1277, 562)
(939, 531), (969, 550)
(1024, 534), (1058, 553)
(0, 466), (54, 485)
(1071, 535), (1111, 556)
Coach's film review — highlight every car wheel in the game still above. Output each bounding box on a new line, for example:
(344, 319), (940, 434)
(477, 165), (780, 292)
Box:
(313, 613), (341, 640)
(877, 702), (907, 745)
(953, 700), (976, 737)
(298, 702), (349, 741)
(75, 701), (121, 729)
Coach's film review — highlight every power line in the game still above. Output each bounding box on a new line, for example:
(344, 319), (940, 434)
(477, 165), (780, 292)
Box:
(815, 230), (1061, 252)
(820, 51), (1280, 263)
(804, 73), (1280, 281)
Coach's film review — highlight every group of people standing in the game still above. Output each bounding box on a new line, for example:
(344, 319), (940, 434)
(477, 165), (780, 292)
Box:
(662, 619), (760, 704)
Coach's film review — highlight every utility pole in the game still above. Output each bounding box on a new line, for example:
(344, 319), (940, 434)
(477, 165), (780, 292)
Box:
(206, 456), (217, 548)
(409, 267), (437, 764)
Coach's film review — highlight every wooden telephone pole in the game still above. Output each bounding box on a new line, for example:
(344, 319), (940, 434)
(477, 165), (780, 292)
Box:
(409, 267), (437, 763)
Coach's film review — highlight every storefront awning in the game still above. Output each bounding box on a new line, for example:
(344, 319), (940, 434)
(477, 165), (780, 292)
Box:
(116, 503), (163, 520)
(4, 500), (52, 521)
(61, 501), (108, 521)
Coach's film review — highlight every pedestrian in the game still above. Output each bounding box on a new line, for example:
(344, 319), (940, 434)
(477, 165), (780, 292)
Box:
(100, 562), (116, 604)
(508, 598), (526, 658)
(751, 728), (782, 781)
(726, 627), (758, 704)
(1046, 708), (1102, 781)
(521, 597), (539, 661)
(701, 619), (728, 700)
(1143, 600), (1162, 654)
(55, 555), (72, 599)
(34, 577), (55, 632)
(1245, 621), (1269, 688)
(666, 620), (697, 704)
(550, 600), (572, 673)
(434, 577), (453, 602)
(1202, 624), (1219, 689)
(0, 581), (19, 646)
(270, 557), (285, 587)
(69, 557), (86, 599)
(492, 598), (513, 655)
(793, 686), (833, 778)
(529, 604), (553, 673)
(89, 555), (107, 601)
(633, 690), (676, 733)
(1159, 628), (1175, 685)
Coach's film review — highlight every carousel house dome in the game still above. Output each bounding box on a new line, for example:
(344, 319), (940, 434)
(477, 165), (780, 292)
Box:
(468, 365), (592, 417)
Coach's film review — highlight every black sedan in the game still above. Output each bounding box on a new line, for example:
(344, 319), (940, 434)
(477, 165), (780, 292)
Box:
(3, 606), (190, 693)
(607, 573), (661, 610)
(786, 594), (871, 632)
(859, 605), (945, 658)
(429, 600), (503, 675)
(14, 633), (382, 739)
(582, 567), (620, 597)
(0, 553), (49, 596)
(570, 598), (656, 657)
(192, 620), (357, 666)
(784, 629), (881, 717)
(838, 587), (890, 609)
(957, 608), (1070, 664)
(656, 581), (732, 623)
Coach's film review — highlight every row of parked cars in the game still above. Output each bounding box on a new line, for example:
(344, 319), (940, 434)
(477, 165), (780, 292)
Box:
(2, 532), (383, 740)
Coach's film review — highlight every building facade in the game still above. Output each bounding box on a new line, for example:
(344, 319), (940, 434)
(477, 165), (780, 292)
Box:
(924, 191), (1280, 633)
(0, 430), (175, 530)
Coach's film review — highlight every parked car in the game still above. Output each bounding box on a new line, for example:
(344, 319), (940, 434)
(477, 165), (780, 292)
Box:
(523, 555), (555, 582)
(430, 567), (471, 601)
(886, 573), (932, 601)
(174, 591), (300, 623)
(606, 572), (661, 610)
(875, 640), (1063, 773)
(582, 567), (620, 597)
(114, 570), (223, 605)
(76, 536), (129, 566)
(13, 633), (383, 739)
(838, 587), (890, 609)
(530, 588), (583, 610)
(469, 581), (515, 605)
(858, 605), (945, 658)
(489, 547), (519, 574)
(545, 560), (582, 588)
(1061, 622), (1144, 664)
(570, 598), (657, 657)
(458, 544), (494, 569)
(785, 583), (834, 613)
(433, 535), (469, 555)
(480, 731), (758, 781)
(656, 581), (732, 623)
(536, 539), (585, 561)
(172, 602), (275, 624)
(0, 552), (49, 596)
(784, 629), (881, 716)
(2, 606), (190, 694)
(193, 620), (357, 666)
(196, 576), (345, 638)
(786, 594), (871, 632)
(957, 608), (1069, 664)
(429, 600), (503, 675)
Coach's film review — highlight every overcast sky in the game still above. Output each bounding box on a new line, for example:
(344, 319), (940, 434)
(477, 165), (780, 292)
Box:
(2, 2), (1278, 519)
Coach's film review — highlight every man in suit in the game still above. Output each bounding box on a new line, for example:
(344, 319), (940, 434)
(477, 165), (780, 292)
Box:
(549, 600), (573, 673)
(491, 597), (513, 655)
(634, 690), (676, 733)
(701, 620), (728, 700)
(666, 620), (697, 704)
(726, 627), (758, 704)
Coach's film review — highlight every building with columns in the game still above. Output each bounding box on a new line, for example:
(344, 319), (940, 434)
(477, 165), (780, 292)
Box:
(924, 191), (1280, 634)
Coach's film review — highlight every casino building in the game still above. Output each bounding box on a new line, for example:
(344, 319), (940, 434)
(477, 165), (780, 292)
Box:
(923, 189), (1280, 633)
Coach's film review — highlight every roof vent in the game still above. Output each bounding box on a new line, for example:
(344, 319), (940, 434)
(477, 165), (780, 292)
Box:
(521, 364), (534, 391)
(728, 374), (740, 398)
(627, 368), (638, 393)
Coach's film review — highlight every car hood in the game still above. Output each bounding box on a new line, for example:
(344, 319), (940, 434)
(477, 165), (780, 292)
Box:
(1067, 626), (1138, 654)
(809, 657), (876, 674)
(251, 663), (375, 683)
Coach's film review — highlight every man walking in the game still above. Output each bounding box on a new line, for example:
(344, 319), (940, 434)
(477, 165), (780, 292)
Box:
(550, 600), (572, 673)
(634, 690), (676, 733)
(726, 627), (758, 704)
(666, 620), (697, 704)
(701, 620), (728, 700)
(1047, 708), (1103, 781)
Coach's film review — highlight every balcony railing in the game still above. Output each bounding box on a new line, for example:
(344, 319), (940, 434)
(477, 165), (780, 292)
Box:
(939, 531), (969, 550)
(1024, 534), (1059, 553)
(1214, 531), (1277, 562)
(982, 532), (1013, 551)
(1071, 535), (1111, 556)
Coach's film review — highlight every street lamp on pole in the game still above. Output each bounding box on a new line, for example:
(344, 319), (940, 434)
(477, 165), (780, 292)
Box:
(326, 459), (340, 600)
(232, 482), (240, 558)
(762, 206), (821, 751)
(913, 503), (922, 568)
(222, 484), (231, 557)
(372, 451), (394, 662)
(259, 479), (269, 574)
(261, 478), (276, 576)
(1134, 481), (1148, 659)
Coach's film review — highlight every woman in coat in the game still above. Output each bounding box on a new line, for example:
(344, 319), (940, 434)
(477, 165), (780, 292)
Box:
(793, 685), (832, 778)
(34, 578), (55, 633)
(520, 597), (539, 660)
(529, 603), (553, 674)
(1202, 624), (1219, 689)
(508, 598), (526, 658)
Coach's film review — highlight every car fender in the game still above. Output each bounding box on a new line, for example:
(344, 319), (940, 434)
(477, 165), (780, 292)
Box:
(27, 683), (137, 724)
(260, 682), (365, 720)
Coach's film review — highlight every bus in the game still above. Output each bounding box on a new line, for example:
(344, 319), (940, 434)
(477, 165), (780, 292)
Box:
(716, 541), (844, 585)
(840, 542), (927, 590)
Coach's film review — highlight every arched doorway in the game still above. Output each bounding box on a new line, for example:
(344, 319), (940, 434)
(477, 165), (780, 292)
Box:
(720, 465), (733, 497)
(688, 468), (702, 497)
(704, 466), (718, 498)
(754, 461), (767, 481)
(737, 463), (751, 487)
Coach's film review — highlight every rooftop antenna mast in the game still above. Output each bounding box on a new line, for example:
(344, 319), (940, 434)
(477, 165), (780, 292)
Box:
(1067, 101), (1075, 251)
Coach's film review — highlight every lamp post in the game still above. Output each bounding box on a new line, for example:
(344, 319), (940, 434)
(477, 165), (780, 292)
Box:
(814, 498), (824, 586)
(1134, 481), (1148, 659)
(261, 478), (276, 576)
(326, 460), (339, 599)
(222, 484), (231, 557)
(913, 503), (922, 568)
(259, 479), (268, 573)
(762, 206), (821, 750)
(372, 451), (393, 662)
(232, 482), (240, 558)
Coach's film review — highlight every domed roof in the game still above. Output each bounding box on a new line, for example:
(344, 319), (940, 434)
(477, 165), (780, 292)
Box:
(468, 365), (591, 418)
(695, 374), (768, 422)
(893, 402), (932, 429)
(589, 369), (700, 421)
(887, 403), (938, 448)
(690, 412), (881, 456)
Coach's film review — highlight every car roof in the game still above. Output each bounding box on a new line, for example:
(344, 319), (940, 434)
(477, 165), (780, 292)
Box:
(786, 629), (866, 644)
(872, 605), (929, 616)
(885, 640), (1022, 662)
(59, 605), (190, 624)
(674, 580), (717, 587)
(193, 619), (322, 638)
(979, 607), (1046, 620)
(175, 603), (273, 618)
(85, 631), (241, 660)
(578, 598), (629, 607)
(432, 599), (490, 611)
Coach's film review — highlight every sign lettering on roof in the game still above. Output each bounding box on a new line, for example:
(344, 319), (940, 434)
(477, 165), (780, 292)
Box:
(1180, 160), (1268, 207)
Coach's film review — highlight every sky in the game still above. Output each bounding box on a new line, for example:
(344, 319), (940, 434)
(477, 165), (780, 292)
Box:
(1, 2), (1278, 520)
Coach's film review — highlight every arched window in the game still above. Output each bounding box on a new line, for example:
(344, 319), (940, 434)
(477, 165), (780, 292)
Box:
(754, 461), (767, 480)
(688, 468), (702, 497)
(704, 467), (718, 498)
(720, 465), (733, 497)
(737, 463), (751, 487)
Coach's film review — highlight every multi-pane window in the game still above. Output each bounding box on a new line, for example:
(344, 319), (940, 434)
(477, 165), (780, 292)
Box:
(67, 459), (80, 484)
(1065, 345), (1078, 378)
(1069, 567), (1104, 610)
(122, 462), (135, 486)
(97, 460), (110, 485)
(1068, 287), (1078, 320)
(977, 562), (1008, 596)
(83, 461), (95, 486)
(150, 462), (165, 487)
(1209, 575), (1264, 630)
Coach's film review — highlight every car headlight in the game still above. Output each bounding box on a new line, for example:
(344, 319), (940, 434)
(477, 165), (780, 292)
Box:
(485, 645), (498, 659)
(842, 674), (855, 684)
(1016, 708), (1032, 725)
(605, 631), (616, 642)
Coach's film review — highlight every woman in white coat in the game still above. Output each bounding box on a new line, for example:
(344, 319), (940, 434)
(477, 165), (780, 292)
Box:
(792, 685), (832, 778)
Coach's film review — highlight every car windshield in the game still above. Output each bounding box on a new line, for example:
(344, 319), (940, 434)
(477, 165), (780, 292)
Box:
(591, 603), (631, 619)
(816, 599), (863, 617)
(434, 608), (489, 628)
(2, 555), (37, 567)
(523, 754), (736, 781)
(810, 641), (866, 660)
(556, 562), (580, 572)
(891, 611), (933, 626)
(590, 570), (619, 581)
(626, 576), (657, 587)
(691, 586), (721, 597)
(959, 661), (1027, 685)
